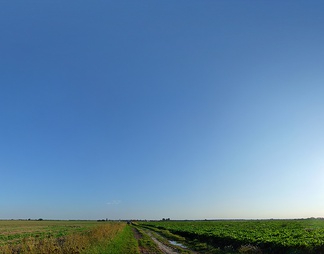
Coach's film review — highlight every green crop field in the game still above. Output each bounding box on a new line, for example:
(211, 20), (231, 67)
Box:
(140, 219), (324, 253)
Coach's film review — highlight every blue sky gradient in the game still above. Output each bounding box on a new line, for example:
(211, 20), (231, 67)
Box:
(1, 1), (324, 220)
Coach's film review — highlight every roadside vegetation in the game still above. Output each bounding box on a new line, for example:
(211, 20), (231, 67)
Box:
(84, 224), (139, 254)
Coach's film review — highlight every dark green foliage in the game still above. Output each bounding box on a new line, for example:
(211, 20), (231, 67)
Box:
(140, 219), (324, 254)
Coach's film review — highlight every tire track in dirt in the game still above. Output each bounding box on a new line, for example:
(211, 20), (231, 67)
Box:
(132, 227), (179, 254)
(133, 226), (198, 254)
(132, 227), (152, 254)
(145, 231), (179, 254)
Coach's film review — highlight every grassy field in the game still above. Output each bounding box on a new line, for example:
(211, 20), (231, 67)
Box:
(0, 220), (168, 254)
(0, 220), (98, 246)
(2, 219), (324, 253)
(0, 220), (140, 254)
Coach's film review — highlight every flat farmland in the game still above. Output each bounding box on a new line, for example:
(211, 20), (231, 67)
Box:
(140, 219), (324, 254)
(3, 219), (324, 253)
(0, 220), (169, 254)
(0, 220), (139, 254)
(0, 220), (98, 246)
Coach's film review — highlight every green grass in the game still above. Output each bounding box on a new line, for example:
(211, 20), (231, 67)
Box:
(0, 220), (98, 246)
(0, 221), (138, 254)
(84, 225), (139, 254)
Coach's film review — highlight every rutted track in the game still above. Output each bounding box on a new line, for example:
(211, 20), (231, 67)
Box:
(134, 226), (196, 254)
(145, 230), (179, 254)
(133, 226), (197, 254)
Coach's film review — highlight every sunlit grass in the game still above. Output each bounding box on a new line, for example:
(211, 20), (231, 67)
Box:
(0, 221), (131, 254)
(85, 225), (139, 254)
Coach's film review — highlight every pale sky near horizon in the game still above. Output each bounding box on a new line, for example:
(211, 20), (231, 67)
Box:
(1, 1), (324, 220)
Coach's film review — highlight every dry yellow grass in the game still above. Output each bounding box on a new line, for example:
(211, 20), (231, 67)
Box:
(0, 222), (125, 254)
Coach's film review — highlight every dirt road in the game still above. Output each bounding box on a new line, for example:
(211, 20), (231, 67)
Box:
(133, 226), (190, 254)
(145, 231), (180, 254)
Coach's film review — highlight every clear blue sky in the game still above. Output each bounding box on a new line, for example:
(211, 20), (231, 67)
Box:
(1, 1), (324, 220)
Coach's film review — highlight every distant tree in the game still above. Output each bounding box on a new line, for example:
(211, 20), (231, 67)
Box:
(38, 218), (43, 221)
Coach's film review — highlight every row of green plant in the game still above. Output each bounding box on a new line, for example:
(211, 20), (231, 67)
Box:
(140, 219), (324, 253)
